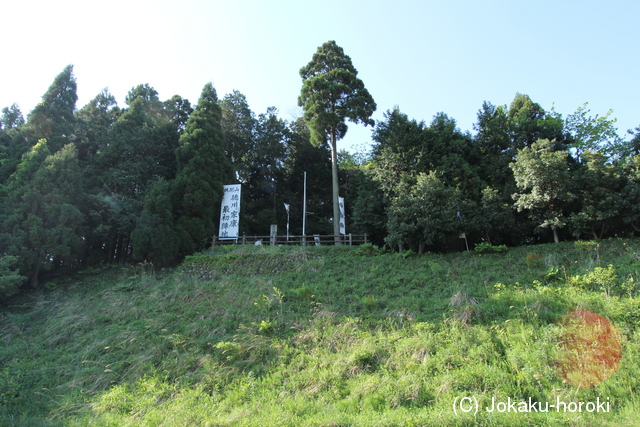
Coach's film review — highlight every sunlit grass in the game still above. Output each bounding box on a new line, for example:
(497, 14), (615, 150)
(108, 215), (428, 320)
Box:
(1, 238), (639, 425)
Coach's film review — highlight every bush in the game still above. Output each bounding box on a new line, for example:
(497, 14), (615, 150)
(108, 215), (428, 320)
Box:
(356, 243), (386, 256)
(474, 242), (508, 254)
(0, 255), (25, 301)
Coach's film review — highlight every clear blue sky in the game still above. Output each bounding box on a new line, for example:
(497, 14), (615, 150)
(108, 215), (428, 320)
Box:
(2, 0), (638, 153)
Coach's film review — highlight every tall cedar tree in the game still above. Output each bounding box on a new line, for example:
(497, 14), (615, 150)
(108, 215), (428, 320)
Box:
(173, 82), (234, 254)
(220, 90), (255, 181)
(241, 107), (288, 234)
(28, 64), (77, 153)
(299, 41), (376, 241)
(1, 66), (77, 182)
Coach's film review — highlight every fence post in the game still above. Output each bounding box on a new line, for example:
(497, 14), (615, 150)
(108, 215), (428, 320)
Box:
(364, 234), (368, 244)
(349, 233), (352, 246)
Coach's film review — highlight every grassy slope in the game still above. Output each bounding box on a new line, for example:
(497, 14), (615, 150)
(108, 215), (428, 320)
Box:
(1, 240), (640, 426)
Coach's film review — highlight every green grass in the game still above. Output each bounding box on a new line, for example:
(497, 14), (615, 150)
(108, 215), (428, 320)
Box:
(1, 239), (640, 426)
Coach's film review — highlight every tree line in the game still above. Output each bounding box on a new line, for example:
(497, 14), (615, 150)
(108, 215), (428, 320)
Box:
(0, 65), (337, 297)
(1, 45), (639, 299)
(355, 97), (640, 252)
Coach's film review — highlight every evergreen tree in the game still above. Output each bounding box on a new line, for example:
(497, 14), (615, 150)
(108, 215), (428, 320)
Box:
(625, 126), (640, 157)
(131, 178), (182, 264)
(1, 66), (78, 182)
(93, 85), (180, 263)
(350, 168), (387, 246)
(1, 141), (84, 287)
(27, 64), (78, 153)
(220, 90), (255, 180)
(473, 101), (513, 192)
(75, 88), (120, 163)
(163, 95), (193, 132)
(241, 107), (288, 235)
(370, 108), (428, 196)
(569, 150), (623, 239)
(507, 93), (565, 151)
(0, 103), (25, 130)
(478, 186), (515, 245)
(299, 41), (376, 241)
(172, 82), (234, 253)
(617, 154), (640, 234)
(0, 255), (25, 301)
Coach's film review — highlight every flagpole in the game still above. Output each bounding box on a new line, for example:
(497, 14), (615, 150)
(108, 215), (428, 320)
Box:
(284, 203), (290, 242)
(302, 171), (307, 242)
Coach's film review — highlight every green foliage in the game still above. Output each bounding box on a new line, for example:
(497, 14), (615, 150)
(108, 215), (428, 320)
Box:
(1, 141), (85, 287)
(220, 90), (255, 180)
(567, 264), (618, 297)
(27, 64), (78, 153)
(298, 40), (376, 147)
(507, 93), (565, 150)
(355, 242), (385, 256)
(131, 178), (182, 265)
(565, 102), (621, 159)
(479, 186), (514, 244)
(570, 150), (623, 239)
(6, 62), (640, 425)
(474, 242), (508, 254)
(0, 103), (25, 130)
(299, 40), (376, 237)
(511, 139), (575, 243)
(0, 255), (25, 300)
(386, 172), (461, 252)
(361, 295), (377, 311)
(172, 82), (234, 254)
(74, 88), (120, 163)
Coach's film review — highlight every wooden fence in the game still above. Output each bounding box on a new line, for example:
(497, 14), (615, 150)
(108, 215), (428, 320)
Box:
(213, 234), (368, 246)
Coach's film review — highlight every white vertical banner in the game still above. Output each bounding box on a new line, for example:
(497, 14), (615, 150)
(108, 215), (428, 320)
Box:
(219, 184), (241, 239)
(283, 203), (290, 240)
(339, 196), (346, 235)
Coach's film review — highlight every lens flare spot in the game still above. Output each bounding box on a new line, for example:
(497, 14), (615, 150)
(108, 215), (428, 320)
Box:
(557, 309), (621, 387)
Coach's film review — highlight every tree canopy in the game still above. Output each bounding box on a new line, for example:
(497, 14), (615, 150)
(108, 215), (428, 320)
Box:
(299, 40), (376, 240)
(1, 62), (639, 298)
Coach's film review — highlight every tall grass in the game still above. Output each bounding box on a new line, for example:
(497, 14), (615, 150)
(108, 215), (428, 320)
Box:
(1, 239), (639, 426)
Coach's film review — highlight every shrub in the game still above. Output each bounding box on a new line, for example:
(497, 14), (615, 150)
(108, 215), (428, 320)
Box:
(356, 243), (385, 256)
(0, 255), (25, 301)
(474, 242), (508, 254)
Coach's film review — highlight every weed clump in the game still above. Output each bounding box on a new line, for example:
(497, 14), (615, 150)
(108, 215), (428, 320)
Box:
(474, 242), (508, 254)
(449, 291), (481, 325)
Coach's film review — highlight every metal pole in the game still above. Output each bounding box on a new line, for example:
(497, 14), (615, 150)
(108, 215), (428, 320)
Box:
(302, 171), (307, 241)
